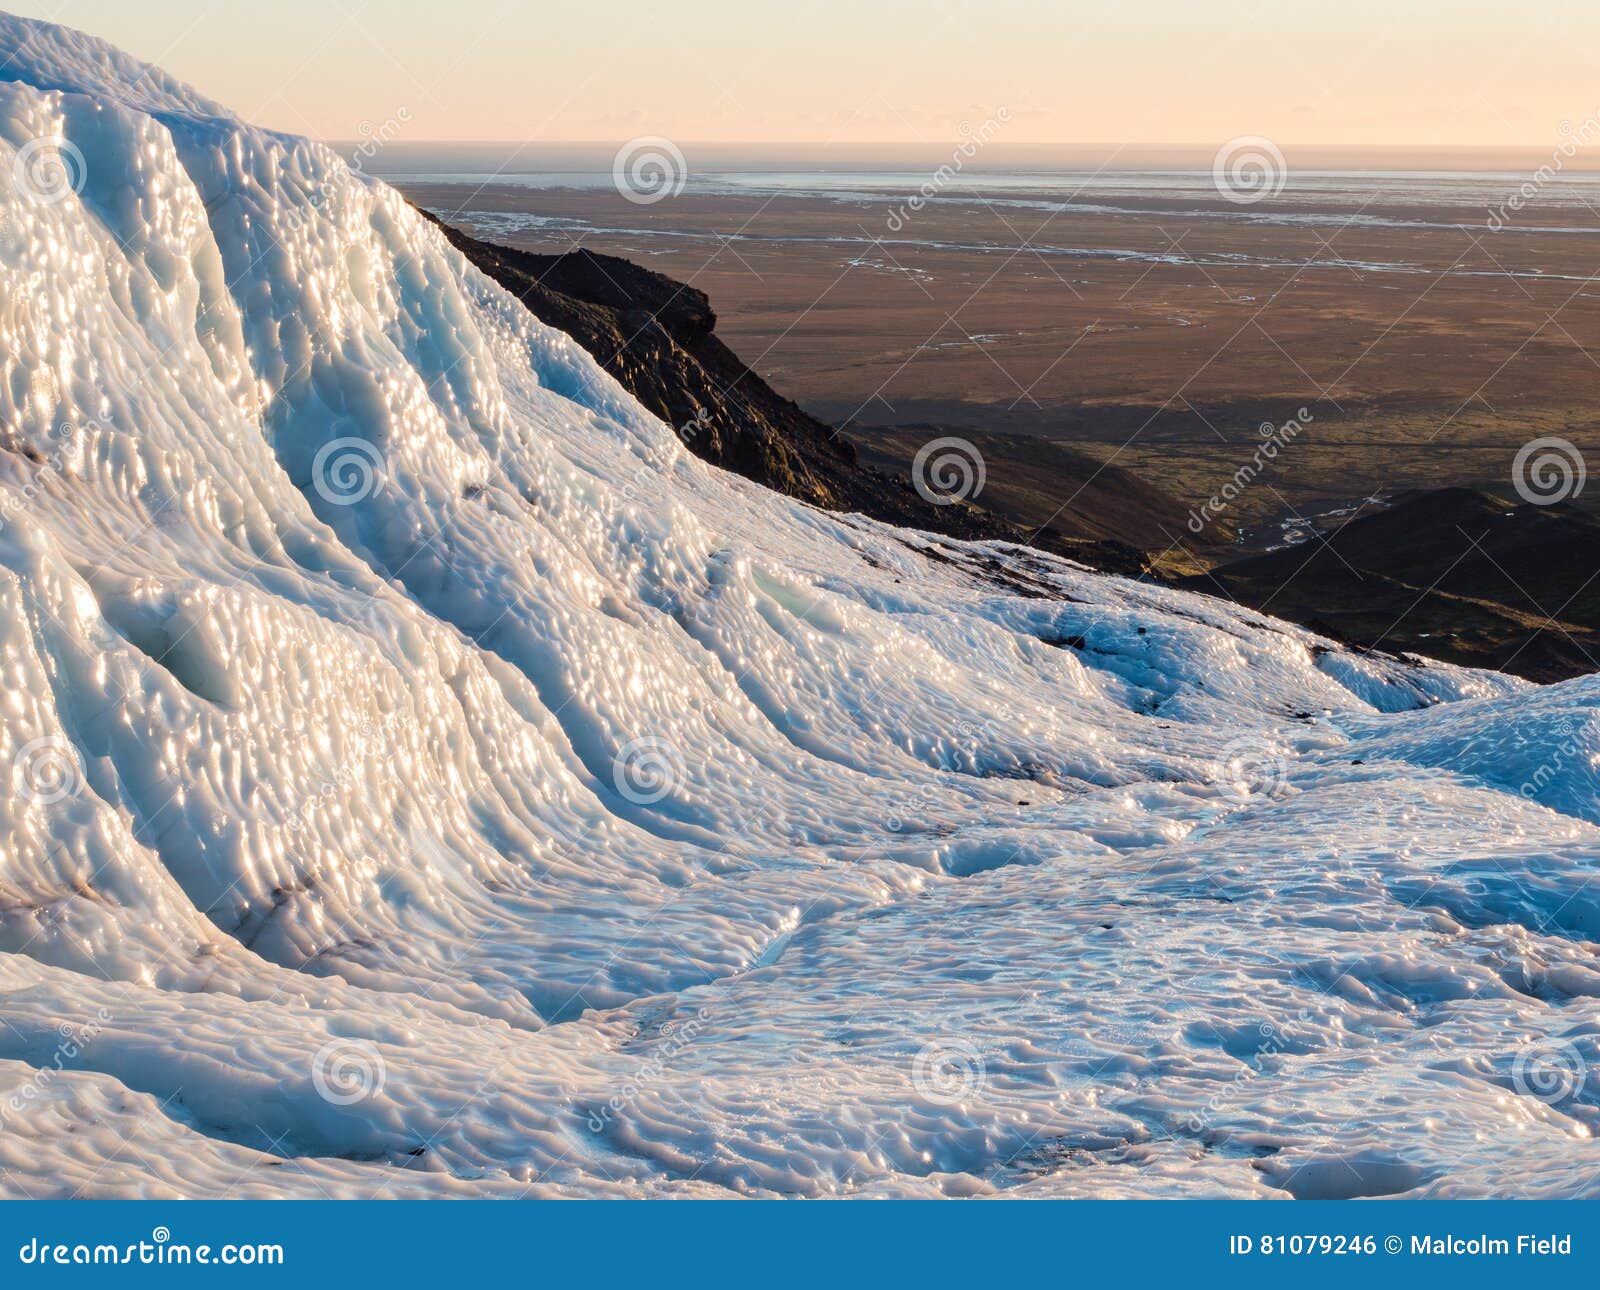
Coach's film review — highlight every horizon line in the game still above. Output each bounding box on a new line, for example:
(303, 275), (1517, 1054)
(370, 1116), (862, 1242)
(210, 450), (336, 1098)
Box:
(334, 138), (1599, 152)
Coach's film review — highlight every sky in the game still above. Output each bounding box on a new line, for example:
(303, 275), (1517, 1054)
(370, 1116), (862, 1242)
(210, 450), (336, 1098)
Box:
(8, 0), (1600, 156)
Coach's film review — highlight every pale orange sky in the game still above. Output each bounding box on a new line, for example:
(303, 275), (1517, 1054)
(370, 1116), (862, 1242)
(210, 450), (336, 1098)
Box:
(9, 0), (1600, 155)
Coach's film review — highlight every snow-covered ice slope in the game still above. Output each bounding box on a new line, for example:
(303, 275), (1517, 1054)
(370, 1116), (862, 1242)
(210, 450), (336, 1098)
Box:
(0, 12), (1595, 1199)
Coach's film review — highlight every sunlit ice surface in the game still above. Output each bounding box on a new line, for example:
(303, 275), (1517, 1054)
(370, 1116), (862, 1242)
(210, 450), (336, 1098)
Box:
(0, 11), (1595, 1199)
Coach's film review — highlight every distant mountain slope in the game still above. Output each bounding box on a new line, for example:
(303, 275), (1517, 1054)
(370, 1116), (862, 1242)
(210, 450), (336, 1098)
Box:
(843, 423), (1211, 562)
(423, 214), (1155, 575)
(1189, 488), (1600, 681)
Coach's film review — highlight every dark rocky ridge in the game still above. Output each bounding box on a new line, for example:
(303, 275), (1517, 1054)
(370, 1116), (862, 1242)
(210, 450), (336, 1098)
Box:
(421, 210), (1154, 576)
(1189, 487), (1600, 682)
(842, 422), (1215, 558)
(420, 212), (1595, 682)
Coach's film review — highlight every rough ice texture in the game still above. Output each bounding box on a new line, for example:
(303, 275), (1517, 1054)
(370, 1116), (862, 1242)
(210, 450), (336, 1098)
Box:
(0, 12), (1594, 1200)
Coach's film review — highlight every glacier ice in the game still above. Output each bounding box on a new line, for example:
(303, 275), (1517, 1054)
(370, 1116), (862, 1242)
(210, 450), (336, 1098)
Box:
(0, 11), (1595, 1199)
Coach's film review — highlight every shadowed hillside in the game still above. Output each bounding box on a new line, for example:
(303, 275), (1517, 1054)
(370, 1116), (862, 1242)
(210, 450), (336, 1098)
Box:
(1189, 488), (1600, 681)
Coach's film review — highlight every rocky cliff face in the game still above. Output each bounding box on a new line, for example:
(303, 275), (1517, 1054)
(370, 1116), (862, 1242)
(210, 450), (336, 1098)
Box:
(424, 214), (1152, 574)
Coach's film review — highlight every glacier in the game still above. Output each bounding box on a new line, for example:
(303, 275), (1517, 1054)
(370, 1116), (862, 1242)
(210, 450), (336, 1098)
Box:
(0, 12), (1596, 1199)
